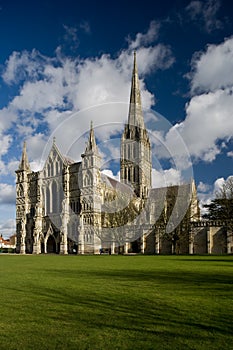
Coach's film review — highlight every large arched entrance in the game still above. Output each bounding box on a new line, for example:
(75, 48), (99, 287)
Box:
(47, 235), (56, 253)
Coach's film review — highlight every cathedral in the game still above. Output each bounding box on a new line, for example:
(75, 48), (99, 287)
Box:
(16, 52), (206, 255)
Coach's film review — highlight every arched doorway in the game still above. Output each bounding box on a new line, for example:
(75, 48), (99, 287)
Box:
(47, 235), (56, 253)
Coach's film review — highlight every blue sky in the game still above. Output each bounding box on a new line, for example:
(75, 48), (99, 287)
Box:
(0, 0), (233, 237)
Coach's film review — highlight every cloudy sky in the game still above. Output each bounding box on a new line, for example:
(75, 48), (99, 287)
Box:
(0, 0), (233, 238)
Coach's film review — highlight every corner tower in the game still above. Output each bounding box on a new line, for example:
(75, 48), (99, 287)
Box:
(80, 122), (102, 253)
(15, 141), (31, 253)
(120, 52), (152, 198)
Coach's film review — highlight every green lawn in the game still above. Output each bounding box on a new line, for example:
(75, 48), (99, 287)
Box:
(0, 255), (233, 350)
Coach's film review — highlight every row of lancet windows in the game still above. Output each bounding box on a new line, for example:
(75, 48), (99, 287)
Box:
(44, 181), (63, 215)
(68, 222), (78, 235)
(83, 216), (93, 225)
(83, 157), (94, 167)
(82, 201), (92, 211)
(68, 200), (92, 213)
(70, 201), (80, 213)
(83, 173), (93, 187)
(122, 166), (139, 183)
(84, 232), (93, 242)
(45, 160), (62, 178)
(124, 143), (138, 160)
(123, 142), (150, 162)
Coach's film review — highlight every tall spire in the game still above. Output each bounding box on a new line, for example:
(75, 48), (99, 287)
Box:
(128, 51), (145, 129)
(85, 121), (98, 152)
(19, 141), (31, 171)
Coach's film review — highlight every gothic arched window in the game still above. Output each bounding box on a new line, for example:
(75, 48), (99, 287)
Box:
(46, 186), (50, 214)
(128, 168), (131, 182)
(56, 162), (59, 175)
(52, 181), (58, 213)
(70, 174), (77, 190)
(127, 144), (130, 160)
(47, 163), (51, 177)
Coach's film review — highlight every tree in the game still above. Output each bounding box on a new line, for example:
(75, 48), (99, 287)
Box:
(203, 177), (233, 222)
(203, 177), (233, 254)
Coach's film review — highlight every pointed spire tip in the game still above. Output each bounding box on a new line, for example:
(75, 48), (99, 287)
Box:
(127, 49), (145, 129)
(133, 50), (137, 70)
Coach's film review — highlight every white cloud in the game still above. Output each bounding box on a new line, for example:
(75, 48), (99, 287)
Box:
(101, 169), (120, 181)
(0, 22), (175, 233)
(0, 183), (15, 204)
(0, 107), (17, 133)
(12, 79), (65, 112)
(173, 89), (233, 161)
(152, 168), (181, 188)
(0, 159), (19, 177)
(0, 22), (174, 172)
(63, 25), (79, 49)
(197, 181), (211, 193)
(198, 192), (212, 216)
(128, 21), (160, 49)
(2, 49), (49, 85)
(227, 151), (233, 158)
(26, 133), (48, 166)
(162, 36), (233, 163)
(213, 176), (226, 193)
(190, 37), (233, 93)
(197, 176), (233, 216)
(118, 45), (174, 78)
(101, 167), (182, 192)
(186, 0), (222, 33)
(73, 55), (131, 110)
(0, 134), (12, 157)
(0, 218), (15, 239)
(62, 21), (91, 52)
(79, 20), (91, 34)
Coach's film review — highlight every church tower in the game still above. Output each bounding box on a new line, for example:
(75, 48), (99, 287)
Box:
(120, 52), (152, 198)
(80, 122), (102, 253)
(15, 141), (31, 254)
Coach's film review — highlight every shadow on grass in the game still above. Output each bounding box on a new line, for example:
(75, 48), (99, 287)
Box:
(3, 260), (233, 349)
(177, 257), (233, 263)
(41, 265), (233, 288)
(6, 281), (233, 348)
(5, 267), (233, 335)
(2, 256), (233, 349)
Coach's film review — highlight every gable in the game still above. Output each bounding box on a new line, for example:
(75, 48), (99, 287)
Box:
(42, 143), (68, 178)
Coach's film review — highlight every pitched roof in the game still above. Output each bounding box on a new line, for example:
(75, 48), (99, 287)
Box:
(101, 173), (135, 196)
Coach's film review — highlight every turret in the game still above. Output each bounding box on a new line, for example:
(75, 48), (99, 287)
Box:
(80, 122), (102, 253)
(15, 141), (31, 253)
(81, 121), (102, 188)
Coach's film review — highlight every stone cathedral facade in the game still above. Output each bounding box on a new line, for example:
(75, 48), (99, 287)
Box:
(17, 53), (230, 255)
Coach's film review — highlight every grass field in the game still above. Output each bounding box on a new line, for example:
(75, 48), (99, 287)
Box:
(0, 255), (233, 350)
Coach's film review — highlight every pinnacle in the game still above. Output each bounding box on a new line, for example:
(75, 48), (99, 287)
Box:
(85, 121), (97, 152)
(19, 141), (31, 172)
